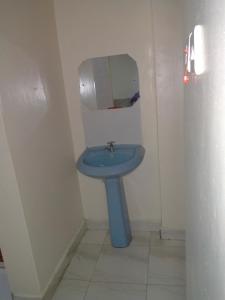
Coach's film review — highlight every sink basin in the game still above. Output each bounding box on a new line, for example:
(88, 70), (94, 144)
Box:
(76, 144), (145, 248)
(77, 144), (145, 178)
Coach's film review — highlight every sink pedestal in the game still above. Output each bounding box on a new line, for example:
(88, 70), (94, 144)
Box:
(104, 177), (132, 247)
(77, 144), (145, 248)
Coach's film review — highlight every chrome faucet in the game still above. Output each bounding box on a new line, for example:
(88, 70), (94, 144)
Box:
(105, 141), (116, 152)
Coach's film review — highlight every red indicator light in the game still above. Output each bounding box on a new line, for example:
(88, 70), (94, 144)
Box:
(183, 74), (190, 84)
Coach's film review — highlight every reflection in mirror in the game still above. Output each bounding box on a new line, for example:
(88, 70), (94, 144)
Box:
(79, 54), (140, 110)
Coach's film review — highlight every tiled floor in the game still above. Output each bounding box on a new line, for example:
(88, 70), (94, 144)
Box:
(52, 230), (186, 300)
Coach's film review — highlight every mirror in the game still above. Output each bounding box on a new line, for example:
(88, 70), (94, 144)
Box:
(79, 54), (140, 110)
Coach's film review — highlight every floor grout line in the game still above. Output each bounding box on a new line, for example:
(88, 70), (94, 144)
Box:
(145, 233), (152, 300)
(83, 234), (107, 300)
(89, 280), (148, 286)
(57, 277), (186, 288)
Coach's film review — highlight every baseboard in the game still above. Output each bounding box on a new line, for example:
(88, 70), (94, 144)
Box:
(131, 220), (161, 232)
(13, 221), (86, 300)
(86, 219), (161, 232)
(86, 219), (186, 241)
(42, 220), (86, 300)
(160, 228), (186, 241)
(86, 220), (108, 230)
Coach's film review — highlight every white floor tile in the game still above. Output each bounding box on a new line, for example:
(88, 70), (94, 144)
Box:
(85, 282), (146, 300)
(104, 231), (150, 247)
(52, 279), (88, 300)
(130, 231), (151, 246)
(63, 244), (101, 281)
(92, 245), (149, 284)
(148, 246), (185, 286)
(81, 230), (107, 245)
(150, 232), (185, 248)
(147, 285), (186, 300)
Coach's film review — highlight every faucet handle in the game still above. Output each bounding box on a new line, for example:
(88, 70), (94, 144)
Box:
(107, 141), (116, 145)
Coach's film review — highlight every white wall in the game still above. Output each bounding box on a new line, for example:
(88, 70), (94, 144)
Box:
(54, 0), (185, 231)
(185, 0), (225, 299)
(0, 105), (40, 297)
(152, 0), (185, 230)
(81, 101), (143, 147)
(54, 0), (162, 227)
(0, 0), (83, 297)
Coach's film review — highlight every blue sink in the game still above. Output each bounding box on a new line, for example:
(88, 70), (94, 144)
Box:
(77, 144), (145, 248)
(77, 144), (145, 178)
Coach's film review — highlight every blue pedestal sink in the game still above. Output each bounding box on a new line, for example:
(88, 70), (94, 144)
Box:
(77, 144), (145, 248)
